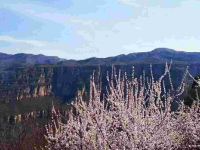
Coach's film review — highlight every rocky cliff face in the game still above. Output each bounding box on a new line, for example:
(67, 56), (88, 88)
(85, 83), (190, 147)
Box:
(16, 72), (53, 100)
(1, 63), (200, 103)
(0, 66), (54, 103)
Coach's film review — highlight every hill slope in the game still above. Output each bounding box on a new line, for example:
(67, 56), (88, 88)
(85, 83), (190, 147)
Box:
(74, 48), (200, 65)
(0, 52), (63, 69)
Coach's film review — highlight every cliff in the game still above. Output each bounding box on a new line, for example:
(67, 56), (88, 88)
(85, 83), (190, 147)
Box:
(1, 48), (200, 121)
(0, 66), (54, 103)
(1, 63), (200, 104)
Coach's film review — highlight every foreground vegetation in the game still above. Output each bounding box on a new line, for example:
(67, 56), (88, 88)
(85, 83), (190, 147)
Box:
(45, 64), (200, 150)
(1, 63), (200, 149)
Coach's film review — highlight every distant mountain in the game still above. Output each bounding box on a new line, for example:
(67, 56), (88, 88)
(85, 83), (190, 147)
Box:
(0, 52), (64, 69)
(1, 48), (200, 68)
(71, 48), (200, 65)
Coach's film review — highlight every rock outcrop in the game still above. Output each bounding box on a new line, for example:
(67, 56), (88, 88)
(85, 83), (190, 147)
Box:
(1, 63), (200, 104)
(0, 66), (54, 103)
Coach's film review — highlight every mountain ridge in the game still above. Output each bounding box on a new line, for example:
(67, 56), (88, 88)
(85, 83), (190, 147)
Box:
(1, 48), (200, 66)
(74, 48), (200, 65)
(0, 52), (63, 69)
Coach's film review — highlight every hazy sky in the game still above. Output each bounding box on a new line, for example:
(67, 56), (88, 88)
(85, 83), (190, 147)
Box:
(0, 0), (200, 59)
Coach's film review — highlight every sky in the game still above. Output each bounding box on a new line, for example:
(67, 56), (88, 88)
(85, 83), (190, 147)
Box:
(0, 0), (200, 59)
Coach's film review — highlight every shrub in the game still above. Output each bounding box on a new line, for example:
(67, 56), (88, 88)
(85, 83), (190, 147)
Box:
(45, 64), (200, 150)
